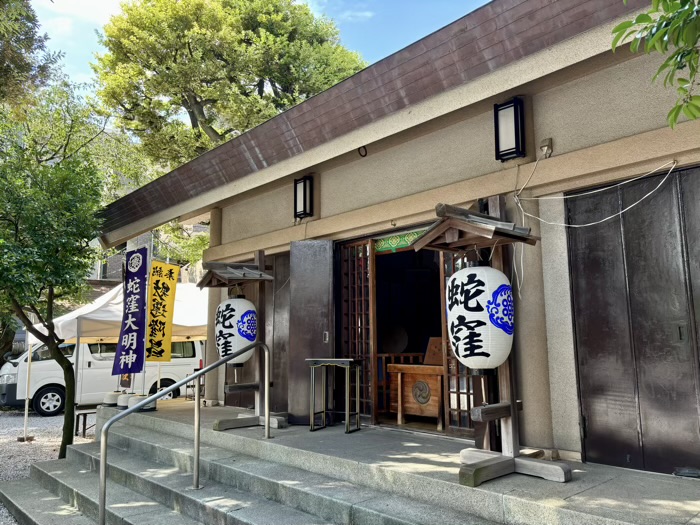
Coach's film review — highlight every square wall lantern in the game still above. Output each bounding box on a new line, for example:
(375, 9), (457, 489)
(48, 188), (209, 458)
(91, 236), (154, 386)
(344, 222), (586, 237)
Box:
(494, 97), (526, 162)
(294, 175), (314, 219)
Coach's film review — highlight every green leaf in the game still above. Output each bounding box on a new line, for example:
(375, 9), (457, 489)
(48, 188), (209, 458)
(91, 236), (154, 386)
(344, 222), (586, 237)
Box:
(630, 34), (643, 53)
(612, 20), (635, 34)
(685, 102), (700, 118)
(647, 27), (669, 53)
(668, 104), (683, 128)
(635, 13), (653, 24)
(612, 29), (628, 51)
(682, 103), (697, 119)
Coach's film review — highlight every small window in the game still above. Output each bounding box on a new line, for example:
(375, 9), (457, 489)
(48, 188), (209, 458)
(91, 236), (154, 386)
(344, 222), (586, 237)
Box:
(31, 344), (75, 362)
(171, 341), (195, 359)
(89, 343), (118, 361)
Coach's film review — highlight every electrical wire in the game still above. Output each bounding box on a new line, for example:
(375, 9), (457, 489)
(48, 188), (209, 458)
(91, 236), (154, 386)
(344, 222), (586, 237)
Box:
(513, 160), (677, 228)
(508, 155), (677, 298)
(516, 159), (677, 201)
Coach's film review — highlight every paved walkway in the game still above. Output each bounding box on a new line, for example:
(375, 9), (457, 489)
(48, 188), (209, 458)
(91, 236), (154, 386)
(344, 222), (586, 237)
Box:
(120, 399), (700, 525)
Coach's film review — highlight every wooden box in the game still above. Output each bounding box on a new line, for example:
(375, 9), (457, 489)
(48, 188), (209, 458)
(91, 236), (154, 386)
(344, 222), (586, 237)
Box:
(387, 364), (444, 430)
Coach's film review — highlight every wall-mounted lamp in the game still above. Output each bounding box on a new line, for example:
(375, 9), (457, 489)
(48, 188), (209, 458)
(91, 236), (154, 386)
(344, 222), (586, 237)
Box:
(494, 97), (525, 162)
(294, 175), (314, 219)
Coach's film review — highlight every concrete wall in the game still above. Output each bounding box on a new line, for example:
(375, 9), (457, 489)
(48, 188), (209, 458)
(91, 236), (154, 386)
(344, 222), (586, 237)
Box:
(222, 184), (293, 245)
(532, 53), (677, 157)
(505, 198), (554, 450)
(219, 53), (674, 248)
(539, 195), (581, 455)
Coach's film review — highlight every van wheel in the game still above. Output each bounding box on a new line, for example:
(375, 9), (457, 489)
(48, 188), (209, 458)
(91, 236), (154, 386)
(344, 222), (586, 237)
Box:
(149, 379), (177, 399)
(33, 386), (65, 417)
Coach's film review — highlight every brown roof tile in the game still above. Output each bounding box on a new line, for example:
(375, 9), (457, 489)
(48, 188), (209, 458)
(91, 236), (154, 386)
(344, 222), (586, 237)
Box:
(101, 0), (646, 236)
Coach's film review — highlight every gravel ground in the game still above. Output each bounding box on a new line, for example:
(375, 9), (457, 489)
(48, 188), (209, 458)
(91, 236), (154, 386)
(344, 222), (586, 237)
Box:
(0, 408), (95, 525)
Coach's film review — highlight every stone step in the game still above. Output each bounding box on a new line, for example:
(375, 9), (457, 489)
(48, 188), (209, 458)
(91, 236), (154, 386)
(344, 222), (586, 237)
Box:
(83, 425), (495, 525)
(30, 459), (203, 525)
(0, 478), (94, 525)
(96, 408), (500, 522)
(66, 442), (334, 525)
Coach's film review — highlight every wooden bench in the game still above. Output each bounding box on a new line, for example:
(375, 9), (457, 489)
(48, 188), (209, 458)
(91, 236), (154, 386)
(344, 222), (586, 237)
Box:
(74, 406), (98, 438)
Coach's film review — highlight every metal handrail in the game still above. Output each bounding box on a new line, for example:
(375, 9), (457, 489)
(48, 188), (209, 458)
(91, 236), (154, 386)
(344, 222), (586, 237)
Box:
(98, 342), (271, 525)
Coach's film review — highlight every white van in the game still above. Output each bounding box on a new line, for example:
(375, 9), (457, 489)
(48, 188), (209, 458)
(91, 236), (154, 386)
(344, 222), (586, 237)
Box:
(0, 341), (204, 416)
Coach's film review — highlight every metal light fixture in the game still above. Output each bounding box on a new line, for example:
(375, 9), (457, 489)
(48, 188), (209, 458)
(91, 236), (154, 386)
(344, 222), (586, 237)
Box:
(294, 175), (313, 219)
(494, 97), (525, 162)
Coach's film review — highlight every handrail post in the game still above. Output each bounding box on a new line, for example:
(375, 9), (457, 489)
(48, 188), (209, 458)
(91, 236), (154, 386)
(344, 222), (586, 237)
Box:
(193, 375), (201, 488)
(98, 342), (271, 525)
(264, 345), (270, 439)
(99, 424), (108, 525)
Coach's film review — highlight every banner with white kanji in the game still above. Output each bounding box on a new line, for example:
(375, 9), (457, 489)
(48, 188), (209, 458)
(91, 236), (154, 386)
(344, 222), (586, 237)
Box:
(146, 261), (179, 362)
(112, 247), (148, 375)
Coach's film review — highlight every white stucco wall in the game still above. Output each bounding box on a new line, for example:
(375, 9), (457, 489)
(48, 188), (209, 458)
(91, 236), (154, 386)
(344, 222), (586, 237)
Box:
(539, 195), (581, 454)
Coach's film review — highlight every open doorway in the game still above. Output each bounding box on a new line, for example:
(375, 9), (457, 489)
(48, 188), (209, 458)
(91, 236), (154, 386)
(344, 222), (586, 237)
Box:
(374, 249), (443, 431)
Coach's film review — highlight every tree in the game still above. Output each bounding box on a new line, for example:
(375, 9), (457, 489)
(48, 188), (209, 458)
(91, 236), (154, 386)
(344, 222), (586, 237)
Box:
(612, 0), (700, 127)
(0, 81), (104, 458)
(0, 0), (58, 103)
(93, 0), (366, 167)
(154, 221), (210, 268)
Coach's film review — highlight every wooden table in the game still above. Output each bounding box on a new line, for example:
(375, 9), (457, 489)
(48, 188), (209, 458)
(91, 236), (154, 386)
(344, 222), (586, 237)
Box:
(387, 364), (444, 431)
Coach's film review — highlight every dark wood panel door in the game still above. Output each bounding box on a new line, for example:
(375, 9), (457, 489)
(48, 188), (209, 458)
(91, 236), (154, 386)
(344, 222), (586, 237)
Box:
(568, 189), (643, 469)
(288, 240), (335, 424)
(621, 175), (700, 473)
(569, 168), (700, 473)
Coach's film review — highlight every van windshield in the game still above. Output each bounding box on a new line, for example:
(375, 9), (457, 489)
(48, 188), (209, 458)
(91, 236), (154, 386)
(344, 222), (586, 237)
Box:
(172, 341), (195, 358)
(89, 343), (117, 361)
(31, 344), (75, 362)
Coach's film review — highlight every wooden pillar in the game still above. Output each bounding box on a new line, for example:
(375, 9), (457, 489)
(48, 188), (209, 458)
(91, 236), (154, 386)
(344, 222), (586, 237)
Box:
(254, 249), (266, 416)
(205, 207), (222, 406)
(488, 195), (520, 458)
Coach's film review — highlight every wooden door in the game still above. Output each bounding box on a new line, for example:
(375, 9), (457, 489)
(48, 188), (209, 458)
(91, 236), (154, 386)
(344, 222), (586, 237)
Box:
(288, 241), (335, 424)
(568, 169), (700, 473)
(338, 241), (377, 421)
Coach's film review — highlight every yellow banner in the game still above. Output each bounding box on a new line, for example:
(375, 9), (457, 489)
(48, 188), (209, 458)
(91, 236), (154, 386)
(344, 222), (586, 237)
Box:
(146, 261), (179, 362)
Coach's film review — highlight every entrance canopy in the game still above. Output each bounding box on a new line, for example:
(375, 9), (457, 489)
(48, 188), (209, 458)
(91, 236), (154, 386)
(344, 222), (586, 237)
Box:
(411, 203), (539, 252)
(28, 283), (208, 344)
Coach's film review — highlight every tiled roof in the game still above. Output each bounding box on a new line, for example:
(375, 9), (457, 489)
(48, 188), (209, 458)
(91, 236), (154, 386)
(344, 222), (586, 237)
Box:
(101, 0), (645, 238)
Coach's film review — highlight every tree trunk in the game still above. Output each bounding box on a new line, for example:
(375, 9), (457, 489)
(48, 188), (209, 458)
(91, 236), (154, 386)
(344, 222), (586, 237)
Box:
(0, 322), (15, 364)
(48, 341), (75, 459)
(10, 297), (75, 459)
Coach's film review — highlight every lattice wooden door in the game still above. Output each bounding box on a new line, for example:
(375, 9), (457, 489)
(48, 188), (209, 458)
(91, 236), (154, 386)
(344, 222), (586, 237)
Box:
(338, 240), (377, 421)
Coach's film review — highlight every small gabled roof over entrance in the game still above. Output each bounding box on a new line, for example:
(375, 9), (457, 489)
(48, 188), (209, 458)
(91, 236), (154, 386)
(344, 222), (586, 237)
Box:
(197, 262), (274, 288)
(411, 203), (539, 252)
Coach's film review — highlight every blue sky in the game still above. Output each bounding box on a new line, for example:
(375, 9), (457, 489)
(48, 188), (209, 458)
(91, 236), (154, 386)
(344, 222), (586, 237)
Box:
(31, 0), (490, 85)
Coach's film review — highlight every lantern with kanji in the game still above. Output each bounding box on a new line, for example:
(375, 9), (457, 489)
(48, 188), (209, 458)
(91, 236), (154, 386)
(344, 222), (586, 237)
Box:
(446, 266), (514, 369)
(215, 297), (257, 362)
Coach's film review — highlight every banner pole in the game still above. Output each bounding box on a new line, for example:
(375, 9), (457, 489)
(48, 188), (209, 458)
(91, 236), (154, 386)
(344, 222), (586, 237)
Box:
(18, 344), (34, 443)
(157, 363), (161, 392)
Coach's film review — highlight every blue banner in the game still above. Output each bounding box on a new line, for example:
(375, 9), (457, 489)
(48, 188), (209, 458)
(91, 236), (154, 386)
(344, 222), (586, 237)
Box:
(112, 247), (148, 375)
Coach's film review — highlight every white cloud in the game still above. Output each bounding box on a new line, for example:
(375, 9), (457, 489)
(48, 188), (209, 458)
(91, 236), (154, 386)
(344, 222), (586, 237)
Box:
(301, 0), (329, 16)
(41, 16), (74, 38)
(338, 10), (374, 22)
(32, 0), (124, 27)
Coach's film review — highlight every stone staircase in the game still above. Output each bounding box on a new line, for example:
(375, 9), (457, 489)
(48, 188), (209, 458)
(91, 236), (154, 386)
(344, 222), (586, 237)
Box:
(0, 411), (495, 525)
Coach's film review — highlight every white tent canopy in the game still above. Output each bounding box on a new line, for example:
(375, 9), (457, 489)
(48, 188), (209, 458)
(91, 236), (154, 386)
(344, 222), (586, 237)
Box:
(28, 283), (208, 344)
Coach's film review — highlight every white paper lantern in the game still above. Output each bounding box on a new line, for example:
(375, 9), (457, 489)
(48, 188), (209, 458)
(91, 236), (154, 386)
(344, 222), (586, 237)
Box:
(446, 266), (514, 369)
(215, 298), (257, 362)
